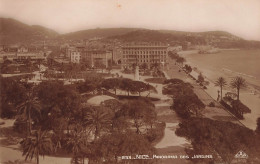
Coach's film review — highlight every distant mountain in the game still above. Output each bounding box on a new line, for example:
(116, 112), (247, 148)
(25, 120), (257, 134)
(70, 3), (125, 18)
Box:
(1, 18), (259, 48)
(60, 28), (143, 40)
(108, 29), (207, 44)
(159, 30), (239, 38)
(108, 29), (260, 48)
(0, 18), (59, 44)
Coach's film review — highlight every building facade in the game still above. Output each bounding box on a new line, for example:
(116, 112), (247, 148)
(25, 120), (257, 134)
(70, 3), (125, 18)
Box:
(65, 45), (113, 68)
(121, 43), (168, 69)
(81, 50), (112, 68)
(70, 51), (81, 63)
(0, 45), (47, 63)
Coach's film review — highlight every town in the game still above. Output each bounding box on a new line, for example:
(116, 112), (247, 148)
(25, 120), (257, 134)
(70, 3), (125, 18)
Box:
(1, 1), (260, 164)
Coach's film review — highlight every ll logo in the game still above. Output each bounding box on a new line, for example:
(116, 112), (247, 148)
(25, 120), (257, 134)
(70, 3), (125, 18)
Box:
(235, 150), (248, 159)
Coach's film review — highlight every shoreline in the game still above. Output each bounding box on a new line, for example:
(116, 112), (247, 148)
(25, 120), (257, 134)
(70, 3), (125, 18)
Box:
(178, 50), (260, 130)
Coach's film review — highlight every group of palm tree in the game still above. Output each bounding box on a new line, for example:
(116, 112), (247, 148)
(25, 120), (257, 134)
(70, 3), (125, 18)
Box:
(16, 87), (111, 164)
(17, 87), (53, 164)
(215, 76), (247, 101)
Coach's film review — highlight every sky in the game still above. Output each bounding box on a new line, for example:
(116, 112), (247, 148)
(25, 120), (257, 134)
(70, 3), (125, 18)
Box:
(1, 0), (260, 40)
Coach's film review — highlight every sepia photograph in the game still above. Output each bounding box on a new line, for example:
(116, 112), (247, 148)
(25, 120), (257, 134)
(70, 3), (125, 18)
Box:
(0, 0), (260, 164)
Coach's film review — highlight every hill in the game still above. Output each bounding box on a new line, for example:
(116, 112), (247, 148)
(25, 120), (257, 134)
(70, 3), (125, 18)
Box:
(61, 28), (143, 40)
(1, 18), (259, 48)
(108, 29), (206, 44)
(108, 29), (260, 48)
(0, 18), (59, 44)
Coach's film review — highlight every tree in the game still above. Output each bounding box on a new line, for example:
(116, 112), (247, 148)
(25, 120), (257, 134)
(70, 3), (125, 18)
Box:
(130, 81), (155, 96)
(78, 72), (104, 94)
(101, 78), (121, 95)
(175, 118), (260, 164)
(36, 81), (81, 131)
(215, 77), (227, 100)
(198, 73), (204, 83)
(0, 77), (27, 118)
(151, 62), (160, 70)
(176, 56), (186, 66)
(20, 130), (53, 164)
(256, 117), (260, 134)
(84, 106), (111, 140)
(230, 76), (247, 100)
(66, 129), (89, 164)
(168, 51), (179, 60)
(131, 63), (137, 72)
(172, 94), (205, 119)
(184, 64), (192, 74)
(119, 78), (133, 96)
(17, 89), (41, 136)
(124, 99), (156, 133)
(95, 60), (106, 72)
(140, 63), (148, 71)
(163, 79), (193, 99)
(90, 131), (155, 163)
(103, 99), (122, 114)
(24, 57), (33, 72)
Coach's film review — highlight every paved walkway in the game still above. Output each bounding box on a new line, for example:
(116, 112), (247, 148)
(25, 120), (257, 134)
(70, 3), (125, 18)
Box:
(166, 58), (245, 126)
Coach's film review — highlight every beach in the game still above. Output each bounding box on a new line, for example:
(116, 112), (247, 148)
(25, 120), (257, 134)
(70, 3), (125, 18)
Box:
(179, 49), (260, 130)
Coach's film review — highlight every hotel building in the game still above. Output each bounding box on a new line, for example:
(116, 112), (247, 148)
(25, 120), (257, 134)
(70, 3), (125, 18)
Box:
(121, 43), (169, 69)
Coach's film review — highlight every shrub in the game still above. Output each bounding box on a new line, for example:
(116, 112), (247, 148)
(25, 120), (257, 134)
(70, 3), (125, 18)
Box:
(208, 102), (215, 107)
(13, 117), (27, 135)
(203, 86), (207, 89)
(145, 122), (166, 143)
(220, 100), (243, 119)
(231, 100), (251, 115)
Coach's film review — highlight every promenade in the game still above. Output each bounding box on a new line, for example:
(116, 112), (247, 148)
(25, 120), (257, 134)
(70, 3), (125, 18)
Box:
(166, 58), (245, 126)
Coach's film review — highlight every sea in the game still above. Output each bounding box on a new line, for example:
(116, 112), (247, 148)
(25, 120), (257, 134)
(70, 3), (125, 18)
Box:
(180, 49), (260, 130)
(182, 49), (260, 90)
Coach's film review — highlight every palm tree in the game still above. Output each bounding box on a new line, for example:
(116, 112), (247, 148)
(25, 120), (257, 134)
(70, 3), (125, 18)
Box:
(214, 77), (227, 100)
(230, 76), (247, 100)
(20, 130), (53, 164)
(84, 107), (111, 140)
(66, 129), (89, 164)
(17, 89), (41, 136)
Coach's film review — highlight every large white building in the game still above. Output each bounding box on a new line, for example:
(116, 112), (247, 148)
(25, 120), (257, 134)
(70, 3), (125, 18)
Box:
(121, 43), (169, 69)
